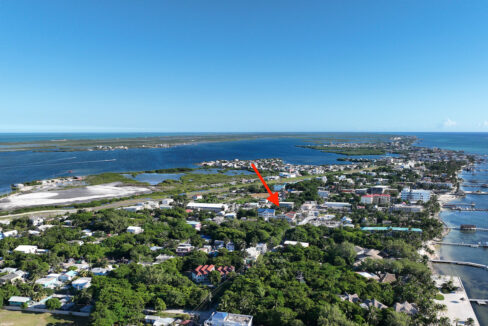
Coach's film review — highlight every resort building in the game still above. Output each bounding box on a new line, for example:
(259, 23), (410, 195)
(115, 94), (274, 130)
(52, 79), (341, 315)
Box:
(400, 188), (432, 203)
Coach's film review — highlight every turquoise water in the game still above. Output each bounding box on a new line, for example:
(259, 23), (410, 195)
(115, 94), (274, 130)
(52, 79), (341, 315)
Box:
(425, 135), (488, 324)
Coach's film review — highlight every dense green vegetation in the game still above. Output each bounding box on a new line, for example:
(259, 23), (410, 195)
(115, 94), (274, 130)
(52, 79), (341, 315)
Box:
(85, 173), (148, 185)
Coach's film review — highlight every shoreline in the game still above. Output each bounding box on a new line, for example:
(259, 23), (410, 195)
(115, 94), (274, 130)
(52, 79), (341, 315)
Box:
(429, 164), (483, 325)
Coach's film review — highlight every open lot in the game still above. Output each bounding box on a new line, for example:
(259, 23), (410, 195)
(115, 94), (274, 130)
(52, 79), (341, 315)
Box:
(0, 310), (89, 326)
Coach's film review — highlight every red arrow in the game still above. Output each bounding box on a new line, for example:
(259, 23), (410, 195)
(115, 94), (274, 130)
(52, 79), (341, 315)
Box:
(251, 163), (280, 206)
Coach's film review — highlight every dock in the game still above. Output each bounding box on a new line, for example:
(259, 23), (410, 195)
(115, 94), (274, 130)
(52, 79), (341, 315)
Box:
(430, 259), (488, 269)
(464, 191), (488, 195)
(470, 299), (488, 305)
(435, 241), (488, 248)
(449, 227), (488, 232)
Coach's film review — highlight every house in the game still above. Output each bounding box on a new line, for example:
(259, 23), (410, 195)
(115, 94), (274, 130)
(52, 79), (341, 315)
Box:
(192, 194), (203, 200)
(145, 315), (176, 326)
(280, 202), (295, 209)
(318, 188), (329, 199)
(14, 245), (38, 254)
(91, 267), (112, 276)
(379, 272), (397, 284)
(224, 212), (237, 219)
(225, 242), (235, 252)
(257, 208), (275, 219)
(186, 220), (201, 231)
(214, 240), (225, 249)
(59, 270), (78, 282)
(393, 301), (418, 315)
(192, 265), (235, 283)
(8, 296), (31, 306)
(161, 198), (174, 205)
(186, 202), (228, 213)
(284, 240), (309, 248)
(81, 229), (93, 237)
(256, 243), (267, 254)
(204, 312), (253, 326)
(341, 216), (352, 224)
(340, 293), (361, 303)
(127, 226), (144, 234)
(0, 273), (23, 285)
(35, 276), (60, 289)
(324, 202), (351, 210)
(2, 230), (18, 237)
(245, 247), (260, 264)
(360, 298), (388, 310)
(155, 254), (175, 263)
(72, 277), (92, 290)
(38, 225), (55, 232)
(192, 265), (215, 283)
(29, 216), (44, 226)
(355, 272), (380, 280)
(176, 243), (194, 255)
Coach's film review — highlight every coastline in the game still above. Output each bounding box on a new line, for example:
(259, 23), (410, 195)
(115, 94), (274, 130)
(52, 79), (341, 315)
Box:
(428, 164), (483, 325)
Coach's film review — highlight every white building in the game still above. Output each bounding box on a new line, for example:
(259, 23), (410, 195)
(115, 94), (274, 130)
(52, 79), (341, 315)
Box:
(205, 311), (253, 326)
(29, 216), (44, 226)
(186, 202), (228, 213)
(161, 198), (174, 205)
(72, 277), (92, 290)
(318, 188), (329, 199)
(324, 202), (352, 210)
(127, 226), (144, 234)
(284, 240), (309, 248)
(2, 230), (18, 237)
(14, 245), (38, 254)
(400, 188), (432, 203)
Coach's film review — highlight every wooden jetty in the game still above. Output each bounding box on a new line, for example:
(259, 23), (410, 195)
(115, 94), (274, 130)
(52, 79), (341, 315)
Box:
(430, 259), (488, 269)
(435, 241), (488, 248)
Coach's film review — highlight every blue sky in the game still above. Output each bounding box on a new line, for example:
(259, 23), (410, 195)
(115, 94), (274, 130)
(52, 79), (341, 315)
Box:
(0, 1), (487, 132)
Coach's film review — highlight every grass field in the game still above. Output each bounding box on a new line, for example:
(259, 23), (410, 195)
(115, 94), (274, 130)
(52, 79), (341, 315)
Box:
(0, 310), (89, 326)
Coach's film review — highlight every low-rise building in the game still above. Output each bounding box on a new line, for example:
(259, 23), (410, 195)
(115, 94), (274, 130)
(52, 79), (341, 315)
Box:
(257, 208), (275, 219)
(284, 240), (309, 248)
(400, 188), (431, 203)
(72, 277), (92, 290)
(186, 202), (228, 213)
(14, 245), (38, 254)
(0, 273), (23, 285)
(127, 226), (144, 234)
(8, 296), (31, 307)
(204, 311), (253, 326)
(176, 243), (194, 255)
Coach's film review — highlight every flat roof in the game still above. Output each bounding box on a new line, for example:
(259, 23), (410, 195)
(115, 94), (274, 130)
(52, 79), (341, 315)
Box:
(9, 296), (31, 302)
(187, 202), (226, 208)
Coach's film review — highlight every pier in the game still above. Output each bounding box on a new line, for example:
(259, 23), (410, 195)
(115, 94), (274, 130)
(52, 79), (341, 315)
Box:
(464, 191), (488, 195)
(470, 299), (488, 305)
(430, 259), (488, 269)
(449, 227), (488, 232)
(435, 241), (487, 248)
